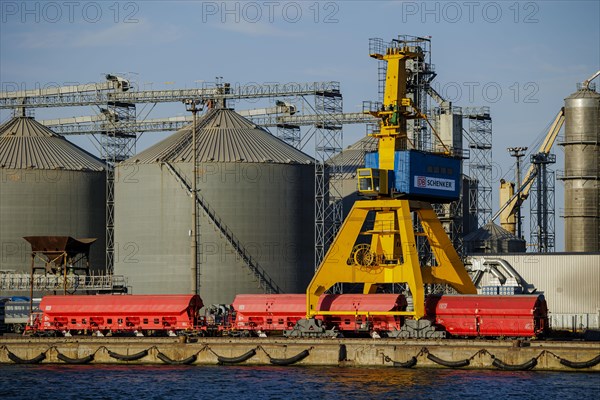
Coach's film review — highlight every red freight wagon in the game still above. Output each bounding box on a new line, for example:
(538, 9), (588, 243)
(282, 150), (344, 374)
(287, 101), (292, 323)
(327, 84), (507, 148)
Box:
(30, 295), (203, 335)
(232, 293), (407, 334)
(232, 294), (306, 332)
(319, 294), (406, 333)
(426, 295), (548, 338)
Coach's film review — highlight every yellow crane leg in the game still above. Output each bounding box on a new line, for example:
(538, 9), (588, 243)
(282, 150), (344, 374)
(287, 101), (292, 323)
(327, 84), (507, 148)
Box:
(306, 199), (426, 319)
(306, 199), (476, 320)
(395, 200), (426, 318)
(306, 204), (369, 318)
(417, 207), (478, 294)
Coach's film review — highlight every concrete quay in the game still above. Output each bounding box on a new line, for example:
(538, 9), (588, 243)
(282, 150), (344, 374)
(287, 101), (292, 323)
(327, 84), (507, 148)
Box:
(1, 337), (599, 372)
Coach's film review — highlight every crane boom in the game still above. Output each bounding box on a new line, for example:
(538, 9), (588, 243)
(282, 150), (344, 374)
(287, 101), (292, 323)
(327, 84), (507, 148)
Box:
(494, 108), (565, 229)
(583, 70), (600, 89)
(426, 85), (449, 108)
(519, 108), (564, 190)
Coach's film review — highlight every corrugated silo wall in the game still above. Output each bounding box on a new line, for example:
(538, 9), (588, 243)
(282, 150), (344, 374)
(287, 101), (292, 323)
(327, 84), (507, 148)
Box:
(339, 177), (360, 218)
(114, 161), (315, 306)
(476, 253), (600, 330)
(563, 91), (600, 252)
(0, 169), (106, 272)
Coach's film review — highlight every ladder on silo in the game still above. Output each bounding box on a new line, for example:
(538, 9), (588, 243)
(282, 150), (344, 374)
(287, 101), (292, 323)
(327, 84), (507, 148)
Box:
(163, 162), (282, 294)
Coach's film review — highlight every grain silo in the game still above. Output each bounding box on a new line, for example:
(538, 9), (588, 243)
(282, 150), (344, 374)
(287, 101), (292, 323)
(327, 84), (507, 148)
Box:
(463, 221), (526, 254)
(561, 85), (600, 251)
(328, 135), (378, 216)
(0, 116), (107, 272)
(114, 108), (315, 305)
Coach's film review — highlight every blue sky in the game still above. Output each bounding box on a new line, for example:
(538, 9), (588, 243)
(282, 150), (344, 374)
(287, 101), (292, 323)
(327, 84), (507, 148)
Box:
(1, 1), (599, 250)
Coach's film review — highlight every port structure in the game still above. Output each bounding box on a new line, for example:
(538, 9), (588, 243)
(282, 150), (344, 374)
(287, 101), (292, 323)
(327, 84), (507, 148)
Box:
(304, 37), (477, 321)
(0, 80), (343, 273)
(493, 108), (564, 245)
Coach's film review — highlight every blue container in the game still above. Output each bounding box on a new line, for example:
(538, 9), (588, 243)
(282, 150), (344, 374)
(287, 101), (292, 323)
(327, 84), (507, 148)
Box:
(365, 150), (461, 202)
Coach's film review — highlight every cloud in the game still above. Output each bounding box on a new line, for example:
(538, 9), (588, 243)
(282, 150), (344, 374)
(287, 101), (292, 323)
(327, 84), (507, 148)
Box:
(11, 30), (70, 49)
(302, 66), (343, 77)
(11, 19), (182, 49)
(212, 20), (304, 38)
(537, 63), (590, 75)
(72, 20), (182, 48)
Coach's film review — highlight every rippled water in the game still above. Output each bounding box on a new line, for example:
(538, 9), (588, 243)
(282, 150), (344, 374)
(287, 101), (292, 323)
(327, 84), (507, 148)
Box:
(1, 364), (597, 399)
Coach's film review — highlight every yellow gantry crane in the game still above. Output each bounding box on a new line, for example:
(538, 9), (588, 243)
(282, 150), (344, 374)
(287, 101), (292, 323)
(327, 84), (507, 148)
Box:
(304, 39), (476, 326)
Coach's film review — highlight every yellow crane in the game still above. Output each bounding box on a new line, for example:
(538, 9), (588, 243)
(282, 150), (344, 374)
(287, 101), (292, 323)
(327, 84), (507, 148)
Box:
(495, 109), (565, 234)
(302, 38), (476, 330)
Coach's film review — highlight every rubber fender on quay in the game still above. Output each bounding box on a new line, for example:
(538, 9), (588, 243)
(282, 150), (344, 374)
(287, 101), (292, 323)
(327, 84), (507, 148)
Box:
(559, 354), (600, 369)
(492, 357), (537, 371)
(107, 349), (149, 361)
(217, 349), (257, 365)
(385, 355), (418, 368)
(57, 352), (94, 364)
(269, 349), (310, 366)
(156, 352), (197, 365)
(7, 351), (46, 364)
(426, 353), (470, 368)
(338, 344), (347, 362)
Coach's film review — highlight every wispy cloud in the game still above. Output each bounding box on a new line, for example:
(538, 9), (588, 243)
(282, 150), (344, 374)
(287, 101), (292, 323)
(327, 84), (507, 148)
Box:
(212, 21), (304, 38)
(537, 63), (590, 75)
(302, 66), (342, 77)
(11, 19), (182, 49)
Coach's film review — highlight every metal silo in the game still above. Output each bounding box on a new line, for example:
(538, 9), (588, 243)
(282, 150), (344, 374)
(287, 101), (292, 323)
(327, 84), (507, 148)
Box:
(463, 222), (526, 254)
(561, 85), (600, 251)
(0, 116), (107, 272)
(328, 135), (378, 216)
(114, 108), (315, 305)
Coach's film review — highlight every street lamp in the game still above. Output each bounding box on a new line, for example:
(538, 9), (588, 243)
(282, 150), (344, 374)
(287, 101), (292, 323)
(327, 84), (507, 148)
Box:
(184, 98), (203, 295)
(508, 147), (528, 239)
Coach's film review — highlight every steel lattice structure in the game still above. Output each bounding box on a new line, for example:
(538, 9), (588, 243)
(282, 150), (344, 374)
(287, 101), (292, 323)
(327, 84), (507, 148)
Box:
(0, 272), (127, 292)
(529, 153), (556, 252)
(463, 107), (493, 228)
(0, 82), (341, 108)
(313, 88), (344, 269)
(1, 79), (345, 272)
(39, 112), (376, 135)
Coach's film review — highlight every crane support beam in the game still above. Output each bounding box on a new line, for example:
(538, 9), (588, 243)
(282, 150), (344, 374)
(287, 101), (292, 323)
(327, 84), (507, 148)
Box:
(0, 81), (340, 109)
(37, 108), (292, 128)
(0, 81), (123, 100)
(41, 112), (378, 135)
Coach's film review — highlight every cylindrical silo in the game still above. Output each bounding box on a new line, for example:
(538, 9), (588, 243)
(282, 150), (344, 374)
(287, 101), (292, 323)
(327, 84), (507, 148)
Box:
(0, 116), (107, 272)
(463, 222), (526, 254)
(561, 86), (600, 252)
(327, 135), (378, 216)
(114, 108), (315, 306)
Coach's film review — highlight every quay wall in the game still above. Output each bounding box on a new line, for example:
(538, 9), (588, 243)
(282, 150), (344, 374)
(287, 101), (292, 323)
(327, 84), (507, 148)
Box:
(1, 337), (599, 372)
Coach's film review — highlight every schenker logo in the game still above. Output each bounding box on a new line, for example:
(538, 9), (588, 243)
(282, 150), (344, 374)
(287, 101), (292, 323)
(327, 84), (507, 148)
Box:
(414, 176), (455, 191)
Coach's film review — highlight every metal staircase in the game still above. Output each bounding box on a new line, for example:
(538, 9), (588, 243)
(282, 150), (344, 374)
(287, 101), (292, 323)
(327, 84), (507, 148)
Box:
(163, 161), (282, 294)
